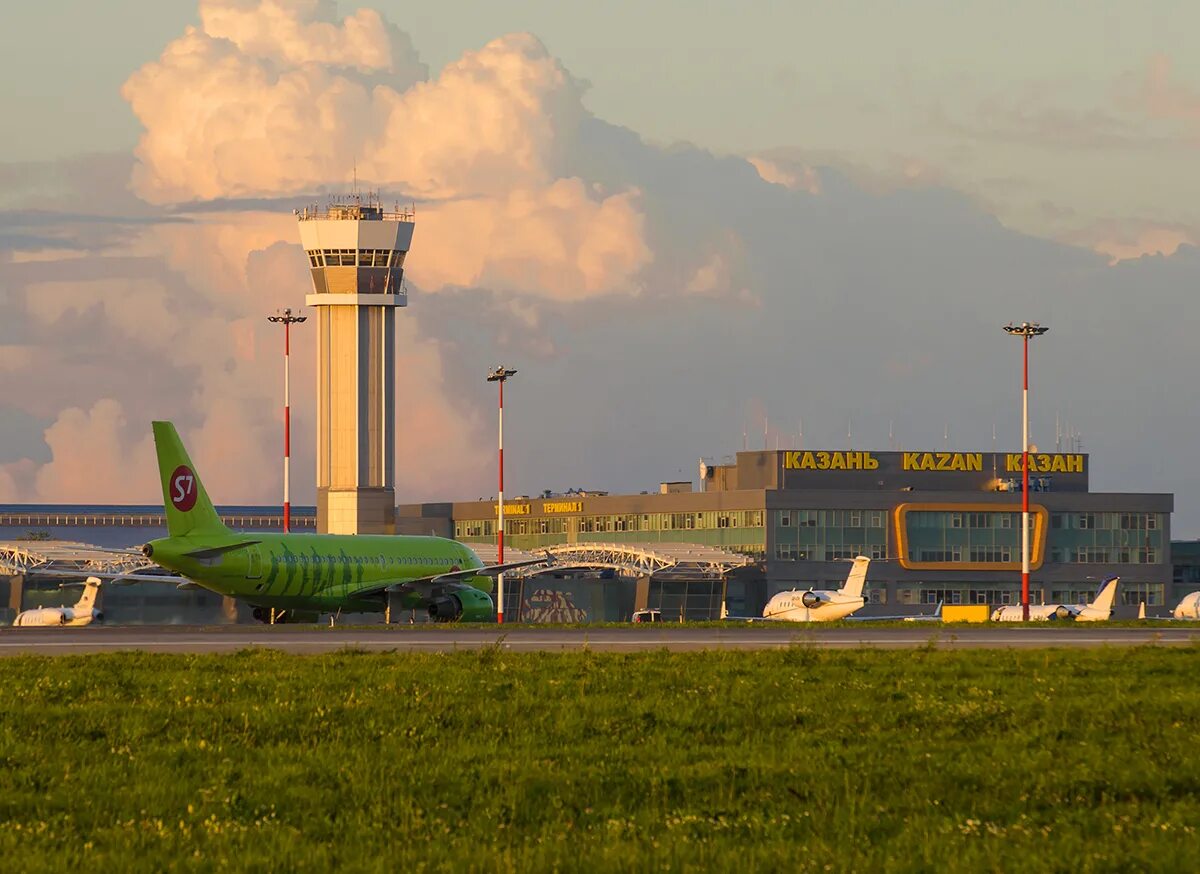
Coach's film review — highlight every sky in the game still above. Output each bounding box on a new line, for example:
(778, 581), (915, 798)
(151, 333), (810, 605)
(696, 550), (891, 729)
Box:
(1, 1), (1199, 534)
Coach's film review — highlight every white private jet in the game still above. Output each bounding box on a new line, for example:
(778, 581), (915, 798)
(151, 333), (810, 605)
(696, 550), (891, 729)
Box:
(723, 556), (871, 622)
(1172, 592), (1200, 619)
(12, 577), (103, 627)
(991, 576), (1120, 622)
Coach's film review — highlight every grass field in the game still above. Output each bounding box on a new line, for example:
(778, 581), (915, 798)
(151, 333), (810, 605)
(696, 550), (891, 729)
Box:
(2, 647), (1199, 872)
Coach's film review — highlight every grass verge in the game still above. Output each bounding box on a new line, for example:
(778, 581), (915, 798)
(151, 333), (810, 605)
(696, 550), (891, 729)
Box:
(1, 647), (1199, 872)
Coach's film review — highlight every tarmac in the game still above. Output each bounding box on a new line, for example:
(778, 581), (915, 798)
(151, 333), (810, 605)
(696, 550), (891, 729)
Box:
(1, 625), (1199, 655)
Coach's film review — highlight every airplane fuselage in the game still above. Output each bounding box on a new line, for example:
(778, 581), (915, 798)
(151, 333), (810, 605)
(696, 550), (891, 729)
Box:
(144, 532), (489, 613)
(12, 606), (100, 627)
(762, 591), (865, 622)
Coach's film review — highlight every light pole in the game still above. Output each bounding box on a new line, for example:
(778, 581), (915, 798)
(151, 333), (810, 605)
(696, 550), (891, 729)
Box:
(487, 366), (518, 623)
(268, 308), (306, 532)
(1003, 322), (1048, 621)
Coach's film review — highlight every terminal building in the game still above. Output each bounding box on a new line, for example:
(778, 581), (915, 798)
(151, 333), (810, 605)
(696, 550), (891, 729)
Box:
(400, 448), (1175, 618)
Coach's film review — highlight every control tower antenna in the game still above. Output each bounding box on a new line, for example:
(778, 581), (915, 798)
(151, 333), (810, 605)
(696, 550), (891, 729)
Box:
(297, 195), (415, 534)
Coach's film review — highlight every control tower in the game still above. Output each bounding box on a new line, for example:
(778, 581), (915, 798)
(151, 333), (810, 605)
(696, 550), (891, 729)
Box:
(298, 195), (414, 534)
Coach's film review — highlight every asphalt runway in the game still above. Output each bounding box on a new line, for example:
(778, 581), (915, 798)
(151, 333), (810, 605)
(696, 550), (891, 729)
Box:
(0, 625), (1199, 655)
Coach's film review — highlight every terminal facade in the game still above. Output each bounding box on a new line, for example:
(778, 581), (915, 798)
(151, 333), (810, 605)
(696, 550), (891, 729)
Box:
(401, 448), (1175, 614)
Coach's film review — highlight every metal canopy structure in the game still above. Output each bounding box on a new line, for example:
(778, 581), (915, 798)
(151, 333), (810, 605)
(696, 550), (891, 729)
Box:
(522, 542), (754, 579)
(0, 541), (154, 577)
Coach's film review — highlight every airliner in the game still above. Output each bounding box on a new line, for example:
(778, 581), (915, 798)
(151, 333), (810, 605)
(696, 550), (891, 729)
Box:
(135, 422), (546, 622)
(723, 556), (871, 622)
(12, 577), (103, 627)
(991, 576), (1120, 622)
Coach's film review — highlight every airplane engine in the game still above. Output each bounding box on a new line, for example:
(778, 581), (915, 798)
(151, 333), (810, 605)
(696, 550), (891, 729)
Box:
(428, 588), (496, 623)
(428, 594), (464, 622)
(801, 591), (827, 609)
(1052, 606), (1073, 620)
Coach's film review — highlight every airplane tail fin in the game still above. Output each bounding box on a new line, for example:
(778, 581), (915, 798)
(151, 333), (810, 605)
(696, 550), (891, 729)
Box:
(839, 556), (872, 599)
(1089, 576), (1120, 613)
(152, 421), (228, 538)
(75, 577), (101, 611)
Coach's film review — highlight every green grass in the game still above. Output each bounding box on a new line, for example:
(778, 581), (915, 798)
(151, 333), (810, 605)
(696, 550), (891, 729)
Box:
(2, 648), (1199, 872)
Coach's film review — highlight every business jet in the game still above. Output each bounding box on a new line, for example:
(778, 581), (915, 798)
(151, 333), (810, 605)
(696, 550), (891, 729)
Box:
(723, 556), (871, 622)
(12, 577), (103, 627)
(1173, 592), (1200, 619)
(991, 576), (1119, 622)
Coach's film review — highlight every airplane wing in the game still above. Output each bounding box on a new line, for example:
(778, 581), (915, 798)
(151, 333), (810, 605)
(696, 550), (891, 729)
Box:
(347, 555), (555, 600)
(18, 567), (182, 584)
(181, 540), (262, 564)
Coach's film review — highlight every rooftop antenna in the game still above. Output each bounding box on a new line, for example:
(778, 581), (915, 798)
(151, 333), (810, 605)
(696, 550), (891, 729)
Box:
(1055, 411), (1061, 452)
(353, 159), (358, 195)
(847, 417), (852, 450)
(943, 423), (949, 449)
(888, 419), (895, 451)
(764, 415), (769, 451)
(798, 418), (803, 451)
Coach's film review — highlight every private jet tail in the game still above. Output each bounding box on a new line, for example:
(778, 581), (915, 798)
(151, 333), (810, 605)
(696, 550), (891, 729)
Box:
(1090, 576), (1120, 613)
(838, 556), (872, 599)
(75, 577), (102, 612)
(152, 421), (229, 538)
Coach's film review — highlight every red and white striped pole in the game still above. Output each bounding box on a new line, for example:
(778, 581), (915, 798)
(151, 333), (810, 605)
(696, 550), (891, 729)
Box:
(269, 308), (306, 532)
(1004, 322), (1047, 621)
(487, 366), (517, 623)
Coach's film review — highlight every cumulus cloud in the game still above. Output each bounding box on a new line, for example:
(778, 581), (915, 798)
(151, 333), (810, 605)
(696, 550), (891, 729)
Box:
(125, 3), (580, 202)
(200, 0), (424, 75)
(1128, 54), (1200, 129)
(16, 400), (158, 502)
(414, 179), (650, 299)
(747, 157), (822, 195)
(1064, 219), (1197, 264)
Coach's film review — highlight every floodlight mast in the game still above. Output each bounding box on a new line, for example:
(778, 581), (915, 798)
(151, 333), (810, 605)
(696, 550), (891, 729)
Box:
(1003, 322), (1048, 621)
(487, 366), (518, 623)
(268, 308), (307, 532)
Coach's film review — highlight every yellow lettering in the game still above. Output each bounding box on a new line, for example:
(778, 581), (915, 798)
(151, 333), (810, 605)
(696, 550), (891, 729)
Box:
(816, 451), (831, 470)
(966, 454), (982, 472)
(1068, 455), (1083, 473)
(829, 452), (846, 470)
(493, 503), (531, 516)
(542, 501), (582, 514)
(1006, 454), (1023, 473)
(800, 451), (816, 470)
(865, 453), (879, 470)
(903, 452), (920, 470)
(783, 451), (800, 470)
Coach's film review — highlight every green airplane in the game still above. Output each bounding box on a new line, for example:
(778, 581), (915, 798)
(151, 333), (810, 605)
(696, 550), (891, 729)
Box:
(139, 421), (545, 622)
